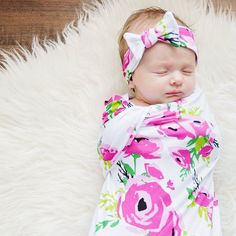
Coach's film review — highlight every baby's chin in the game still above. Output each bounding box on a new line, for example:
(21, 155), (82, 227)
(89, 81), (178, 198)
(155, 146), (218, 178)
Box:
(158, 97), (182, 104)
(161, 94), (185, 103)
(149, 93), (190, 105)
(131, 90), (195, 105)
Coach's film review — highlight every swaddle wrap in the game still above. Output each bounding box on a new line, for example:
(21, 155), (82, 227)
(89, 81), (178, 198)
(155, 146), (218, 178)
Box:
(90, 85), (222, 236)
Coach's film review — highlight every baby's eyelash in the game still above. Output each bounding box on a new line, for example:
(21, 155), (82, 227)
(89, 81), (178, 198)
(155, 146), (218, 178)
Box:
(182, 70), (193, 74)
(153, 70), (168, 74)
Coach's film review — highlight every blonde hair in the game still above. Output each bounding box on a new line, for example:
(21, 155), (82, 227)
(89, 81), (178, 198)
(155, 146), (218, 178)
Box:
(118, 7), (190, 62)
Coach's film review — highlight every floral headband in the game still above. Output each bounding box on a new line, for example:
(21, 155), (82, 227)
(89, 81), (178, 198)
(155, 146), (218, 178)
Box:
(122, 11), (198, 82)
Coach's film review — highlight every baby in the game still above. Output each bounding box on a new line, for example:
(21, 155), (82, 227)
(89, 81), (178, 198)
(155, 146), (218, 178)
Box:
(89, 7), (222, 236)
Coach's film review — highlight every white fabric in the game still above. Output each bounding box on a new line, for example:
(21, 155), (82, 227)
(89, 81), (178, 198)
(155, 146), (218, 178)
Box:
(98, 106), (149, 177)
(0, 0), (235, 235)
(89, 85), (223, 235)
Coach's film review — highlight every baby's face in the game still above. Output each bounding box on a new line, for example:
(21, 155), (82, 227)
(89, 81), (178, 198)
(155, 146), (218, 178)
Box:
(129, 42), (196, 105)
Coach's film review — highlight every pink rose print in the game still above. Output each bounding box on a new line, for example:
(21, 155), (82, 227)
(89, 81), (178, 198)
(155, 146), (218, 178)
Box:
(99, 143), (118, 161)
(195, 190), (219, 223)
(190, 120), (210, 137)
(187, 187), (219, 224)
(149, 211), (182, 236)
(170, 147), (191, 169)
(117, 164), (182, 235)
(141, 30), (153, 48)
(195, 191), (214, 207)
(145, 110), (180, 126)
(117, 180), (171, 230)
(104, 95), (125, 106)
(199, 145), (213, 158)
(122, 50), (133, 72)
(157, 120), (194, 140)
(179, 27), (195, 48)
(126, 126), (136, 146)
(167, 180), (175, 190)
(209, 137), (215, 144)
(102, 112), (109, 124)
(144, 163), (164, 180)
(156, 117), (214, 141)
(102, 95), (130, 124)
(122, 137), (162, 159)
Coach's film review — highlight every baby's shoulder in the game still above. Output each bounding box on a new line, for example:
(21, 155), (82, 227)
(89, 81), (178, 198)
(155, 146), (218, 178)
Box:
(102, 93), (133, 125)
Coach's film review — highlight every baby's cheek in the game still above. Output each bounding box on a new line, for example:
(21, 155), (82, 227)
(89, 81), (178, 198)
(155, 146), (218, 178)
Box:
(185, 78), (196, 94)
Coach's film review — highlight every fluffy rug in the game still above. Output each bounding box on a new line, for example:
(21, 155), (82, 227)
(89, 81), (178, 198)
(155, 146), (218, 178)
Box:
(0, 0), (235, 235)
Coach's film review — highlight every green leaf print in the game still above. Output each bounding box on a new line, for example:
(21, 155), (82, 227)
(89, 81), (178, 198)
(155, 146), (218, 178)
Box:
(189, 107), (202, 116)
(122, 177), (128, 185)
(110, 219), (120, 227)
(195, 136), (208, 151)
(180, 106), (202, 116)
(103, 160), (112, 170)
(102, 220), (110, 228)
(98, 156), (112, 171)
(204, 208), (209, 222)
(180, 168), (191, 181)
(106, 103), (112, 110)
(123, 163), (135, 177)
(97, 148), (112, 170)
(197, 206), (209, 222)
(98, 193), (117, 212)
(95, 219), (120, 232)
(187, 137), (198, 147)
(95, 224), (101, 232)
(115, 187), (125, 195)
(198, 205), (203, 218)
(190, 147), (199, 162)
(187, 201), (196, 208)
(107, 100), (122, 113)
(126, 70), (134, 82)
(182, 231), (195, 236)
(132, 153), (140, 175)
(95, 220), (111, 232)
(183, 231), (188, 236)
(180, 41), (187, 47)
(186, 187), (194, 200)
(132, 153), (141, 159)
(202, 156), (210, 166)
(180, 107), (187, 115)
(186, 187), (197, 208)
(186, 136), (212, 168)
(141, 172), (150, 177)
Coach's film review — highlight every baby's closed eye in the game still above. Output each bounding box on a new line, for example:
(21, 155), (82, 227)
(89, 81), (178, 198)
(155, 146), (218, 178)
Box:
(153, 70), (168, 75)
(182, 69), (195, 75)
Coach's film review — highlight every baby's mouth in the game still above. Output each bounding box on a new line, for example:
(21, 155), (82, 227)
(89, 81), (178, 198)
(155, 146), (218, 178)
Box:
(166, 91), (183, 96)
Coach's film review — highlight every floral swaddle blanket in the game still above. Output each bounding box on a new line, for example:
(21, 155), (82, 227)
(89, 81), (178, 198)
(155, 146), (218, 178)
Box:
(89, 85), (222, 236)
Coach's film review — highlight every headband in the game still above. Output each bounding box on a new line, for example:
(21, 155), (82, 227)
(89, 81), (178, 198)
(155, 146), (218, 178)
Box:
(122, 11), (198, 82)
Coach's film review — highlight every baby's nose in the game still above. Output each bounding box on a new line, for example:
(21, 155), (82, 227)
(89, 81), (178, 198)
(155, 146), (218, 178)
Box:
(170, 72), (183, 86)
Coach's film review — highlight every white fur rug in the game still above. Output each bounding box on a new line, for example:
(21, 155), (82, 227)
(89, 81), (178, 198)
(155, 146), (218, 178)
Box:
(0, 0), (235, 235)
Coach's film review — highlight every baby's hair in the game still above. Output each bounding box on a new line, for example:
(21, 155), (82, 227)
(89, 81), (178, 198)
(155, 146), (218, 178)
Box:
(118, 7), (190, 63)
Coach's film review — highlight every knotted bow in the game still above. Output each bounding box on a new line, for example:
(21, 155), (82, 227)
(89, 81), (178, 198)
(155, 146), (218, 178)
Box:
(122, 11), (198, 82)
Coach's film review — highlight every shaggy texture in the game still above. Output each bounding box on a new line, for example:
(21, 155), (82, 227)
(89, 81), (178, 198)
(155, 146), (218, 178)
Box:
(0, 0), (235, 235)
